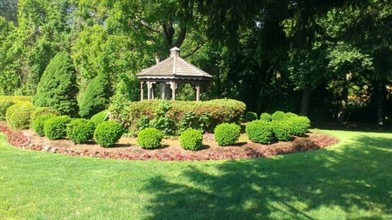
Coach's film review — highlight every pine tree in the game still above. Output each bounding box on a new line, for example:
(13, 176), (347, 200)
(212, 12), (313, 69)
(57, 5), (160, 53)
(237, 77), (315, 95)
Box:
(78, 73), (111, 118)
(33, 52), (79, 116)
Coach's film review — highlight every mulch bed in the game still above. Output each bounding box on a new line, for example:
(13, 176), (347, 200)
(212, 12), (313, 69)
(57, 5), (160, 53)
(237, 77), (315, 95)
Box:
(0, 121), (338, 161)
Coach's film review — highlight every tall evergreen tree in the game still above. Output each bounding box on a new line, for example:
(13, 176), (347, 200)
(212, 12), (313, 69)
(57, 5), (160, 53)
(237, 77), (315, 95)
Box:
(33, 52), (79, 116)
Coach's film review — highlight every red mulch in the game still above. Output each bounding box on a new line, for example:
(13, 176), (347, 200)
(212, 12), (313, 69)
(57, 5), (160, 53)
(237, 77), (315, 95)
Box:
(0, 121), (338, 161)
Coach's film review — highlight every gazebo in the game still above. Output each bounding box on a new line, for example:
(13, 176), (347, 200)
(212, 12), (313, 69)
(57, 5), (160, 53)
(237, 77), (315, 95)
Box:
(136, 47), (213, 101)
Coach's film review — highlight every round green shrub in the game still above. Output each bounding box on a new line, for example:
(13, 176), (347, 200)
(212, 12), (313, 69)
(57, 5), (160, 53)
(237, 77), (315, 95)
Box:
(90, 110), (109, 126)
(288, 116), (311, 136)
(259, 112), (272, 122)
(30, 107), (60, 122)
(272, 121), (292, 141)
(285, 112), (298, 119)
(246, 120), (273, 144)
(0, 100), (15, 120)
(245, 111), (258, 122)
(6, 103), (36, 130)
(272, 111), (286, 121)
(66, 119), (95, 144)
(214, 123), (241, 146)
(33, 52), (79, 116)
(93, 121), (124, 147)
(179, 128), (203, 151)
(44, 116), (72, 140)
(137, 128), (163, 149)
(31, 114), (57, 136)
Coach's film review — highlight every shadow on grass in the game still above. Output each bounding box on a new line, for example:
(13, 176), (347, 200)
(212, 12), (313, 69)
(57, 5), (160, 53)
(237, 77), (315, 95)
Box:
(141, 135), (392, 219)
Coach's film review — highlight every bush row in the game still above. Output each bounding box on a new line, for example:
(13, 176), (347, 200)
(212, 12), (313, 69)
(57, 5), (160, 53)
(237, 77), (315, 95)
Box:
(110, 99), (246, 135)
(246, 111), (311, 144)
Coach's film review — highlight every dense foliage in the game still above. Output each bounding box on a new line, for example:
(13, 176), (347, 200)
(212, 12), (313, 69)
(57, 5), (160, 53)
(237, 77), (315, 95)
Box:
(33, 52), (79, 116)
(137, 128), (163, 149)
(246, 120), (273, 144)
(214, 123), (241, 146)
(111, 99), (246, 134)
(30, 107), (60, 122)
(0, 100), (14, 120)
(44, 116), (72, 140)
(93, 121), (124, 147)
(179, 128), (203, 151)
(6, 103), (35, 130)
(90, 110), (109, 127)
(245, 112), (258, 122)
(66, 119), (95, 144)
(31, 114), (57, 137)
(78, 74), (111, 118)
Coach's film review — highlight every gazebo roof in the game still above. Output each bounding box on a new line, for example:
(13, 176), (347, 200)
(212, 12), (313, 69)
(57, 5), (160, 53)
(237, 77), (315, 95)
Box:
(136, 47), (213, 81)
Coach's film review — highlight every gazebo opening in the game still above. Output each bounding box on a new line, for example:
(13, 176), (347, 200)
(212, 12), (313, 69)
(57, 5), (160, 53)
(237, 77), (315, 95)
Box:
(136, 47), (213, 101)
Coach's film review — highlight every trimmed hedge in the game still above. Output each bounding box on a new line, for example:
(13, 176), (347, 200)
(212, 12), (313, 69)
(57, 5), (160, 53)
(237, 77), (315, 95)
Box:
(0, 96), (31, 104)
(246, 120), (273, 144)
(214, 123), (241, 146)
(6, 103), (36, 130)
(245, 111), (258, 122)
(288, 116), (311, 136)
(66, 119), (95, 144)
(272, 121), (292, 141)
(259, 113), (272, 122)
(93, 121), (124, 147)
(179, 128), (203, 151)
(44, 116), (72, 140)
(31, 114), (57, 136)
(0, 100), (15, 120)
(90, 110), (109, 126)
(110, 99), (246, 134)
(272, 111), (286, 121)
(30, 107), (60, 122)
(137, 128), (163, 149)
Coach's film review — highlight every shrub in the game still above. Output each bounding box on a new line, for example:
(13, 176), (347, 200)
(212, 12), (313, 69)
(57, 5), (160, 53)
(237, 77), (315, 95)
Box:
(66, 119), (95, 144)
(259, 112), (272, 122)
(90, 110), (109, 126)
(33, 52), (79, 116)
(0, 96), (31, 104)
(246, 120), (273, 144)
(177, 112), (210, 134)
(137, 128), (163, 149)
(245, 111), (258, 122)
(44, 116), (72, 140)
(31, 114), (57, 136)
(0, 100), (14, 120)
(179, 128), (203, 151)
(93, 121), (124, 147)
(6, 103), (36, 130)
(148, 101), (176, 135)
(110, 99), (246, 134)
(272, 121), (292, 141)
(272, 111), (286, 121)
(30, 107), (60, 122)
(79, 73), (111, 118)
(288, 116), (311, 136)
(214, 123), (241, 146)
(285, 112), (298, 119)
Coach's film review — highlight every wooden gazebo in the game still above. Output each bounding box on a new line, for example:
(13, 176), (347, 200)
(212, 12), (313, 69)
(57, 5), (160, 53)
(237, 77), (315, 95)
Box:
(136, 47), (213, 101)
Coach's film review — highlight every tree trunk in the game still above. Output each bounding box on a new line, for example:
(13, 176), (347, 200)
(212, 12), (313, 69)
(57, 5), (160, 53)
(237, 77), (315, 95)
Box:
(337, 85), (348, 123)
(299, 87), (312, 116)
(375, 81), (385, 125)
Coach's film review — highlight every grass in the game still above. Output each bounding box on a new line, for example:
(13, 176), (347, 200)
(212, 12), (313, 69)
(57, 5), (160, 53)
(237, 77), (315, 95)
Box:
(0, 130), (391, 219)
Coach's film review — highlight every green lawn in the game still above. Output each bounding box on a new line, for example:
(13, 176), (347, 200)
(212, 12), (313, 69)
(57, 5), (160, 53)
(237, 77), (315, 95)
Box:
(0, 130), (391, 219)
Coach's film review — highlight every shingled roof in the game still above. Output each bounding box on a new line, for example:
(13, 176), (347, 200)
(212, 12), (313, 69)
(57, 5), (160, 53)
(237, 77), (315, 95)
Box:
(136, 47), (213, 81)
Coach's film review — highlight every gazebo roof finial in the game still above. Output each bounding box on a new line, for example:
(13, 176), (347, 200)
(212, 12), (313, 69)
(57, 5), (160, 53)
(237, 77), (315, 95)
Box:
(170, 47), (181, 57)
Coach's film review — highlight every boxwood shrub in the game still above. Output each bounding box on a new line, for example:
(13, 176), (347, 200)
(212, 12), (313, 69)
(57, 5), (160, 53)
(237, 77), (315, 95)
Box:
(31, 114), (57, 136)
(90, 110), (109, 126)
(245, 111), (258, 122)
(44, 116), (72, 140)
(66, 119), (95, 144)
(137, 128), (163, 149)
(110, 99), (246, 134)
(214, 123), (241, 146)
(288, 116), (311, 136)
(179, 128), (203, 151)
(6, 103), (36, 130)
(93, 121), (124, 147)
(0, 100), (14, 120)
(259, 112), (272, 122)
(272, 121), (292, 141)
(271, 111), (286, 121)
(246, 120), (273, 144)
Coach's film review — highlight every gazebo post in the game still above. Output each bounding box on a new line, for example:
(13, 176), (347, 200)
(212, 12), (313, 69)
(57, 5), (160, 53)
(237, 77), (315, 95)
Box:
(195, 83), (201, 101)
(140, 81), (144, 100)
(147, 81), (152, 100)
(170, 82), (177, 101)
